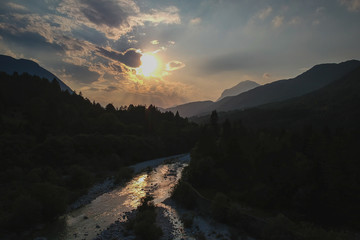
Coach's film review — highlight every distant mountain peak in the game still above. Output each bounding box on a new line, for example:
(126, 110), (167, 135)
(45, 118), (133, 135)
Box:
(217, 80), (260, 101)
(0, 54), (73, 93)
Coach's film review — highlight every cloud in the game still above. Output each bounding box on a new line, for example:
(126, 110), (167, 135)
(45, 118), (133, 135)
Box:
(272, 16), (284, 28)
(312, 20), (320, 26)
(80, 0), (135, 27)
(7, 2), (27, 11)
(96, 47), (142, 68)
(57, 0), (181, 40)
(166, 61), (185, 71)
(190, 17), (201, 25)
(316, 6), (326, 14)
(289, 17), (301, 25)
(104, 85), (118, 92)
(257, 7), (272, 20)
(338, 0), (360, 11)
(151, 40), (159, 45)
(61, 63), (101, 84)
(136, 6), (181, 25)
(262, 73), (271, 79)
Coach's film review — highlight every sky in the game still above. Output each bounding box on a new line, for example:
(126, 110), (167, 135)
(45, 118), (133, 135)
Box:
(0, 0), (359, 108)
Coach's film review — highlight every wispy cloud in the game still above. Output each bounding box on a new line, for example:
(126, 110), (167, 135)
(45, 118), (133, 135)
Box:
(7, 2), (27, 11)
(262, 73), (271, 79)
(339, 0), (360, 12)
(190, 17), (201, 25)
(257, 6), (272, 20)
(57, 0), (181, 40)
(289, 17), (301, 25)
(166, 61), (185, 71)
(272, 15), (284, 28)
(151, 40), (159, 45)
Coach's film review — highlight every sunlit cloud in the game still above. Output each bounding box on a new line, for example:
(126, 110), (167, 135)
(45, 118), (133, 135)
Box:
(166, 61), (185, 71)
(7, 2), (27, 11)
(136, 6), (181, 26)
(272, 15), (284, 28)
(263, 73), (271, 79)
(257, 7), (272, 20)
(289, 17), (301, 25)
(57, 0), (181, 40)
(338, 0), (360, 12)
(190, 17), (201, 25)
(96, 47), (142, 68)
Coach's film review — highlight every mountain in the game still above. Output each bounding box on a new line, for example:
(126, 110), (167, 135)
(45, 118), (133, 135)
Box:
(207, 60), (360, 114)
(171, 60), (360, 117)
(217, 80), (260, 101)
(0, 54), (72, 92)
(166, 81), (259, 118)
(166, 100), (214, 118)
(194, 65), (360, 129)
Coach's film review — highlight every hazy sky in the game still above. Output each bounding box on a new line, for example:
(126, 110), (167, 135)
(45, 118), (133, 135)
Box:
(0, 0), (359, 107)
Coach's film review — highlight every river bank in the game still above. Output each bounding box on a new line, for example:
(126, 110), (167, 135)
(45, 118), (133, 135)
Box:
(68, 153), (189, 211)
(32, 154), (189, 240)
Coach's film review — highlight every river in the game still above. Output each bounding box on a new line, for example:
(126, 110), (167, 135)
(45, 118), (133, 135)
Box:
(36, 153), (232, 240)
(37, 154), (192, 240)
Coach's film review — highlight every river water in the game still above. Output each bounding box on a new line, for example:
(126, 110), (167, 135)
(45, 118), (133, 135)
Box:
(41, 154), (191, 240)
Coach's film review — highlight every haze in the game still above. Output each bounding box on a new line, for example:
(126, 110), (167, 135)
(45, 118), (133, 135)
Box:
(0, 0), (359, 107)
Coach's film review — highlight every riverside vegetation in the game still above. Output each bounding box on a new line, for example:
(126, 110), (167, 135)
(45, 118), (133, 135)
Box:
(172, 66), (360, 240)
(2, 65), (360, 239)
(173, 110), (360, 240)
(0, 72), (199, 238)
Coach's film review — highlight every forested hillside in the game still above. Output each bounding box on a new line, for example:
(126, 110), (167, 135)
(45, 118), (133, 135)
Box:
(0, 72), (199, 234)
(173, 67), (360, 239)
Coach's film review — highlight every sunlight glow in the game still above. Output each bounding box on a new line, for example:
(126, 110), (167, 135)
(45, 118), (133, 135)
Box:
(119, 173), (148, 208)
(139, 53), (158, 77)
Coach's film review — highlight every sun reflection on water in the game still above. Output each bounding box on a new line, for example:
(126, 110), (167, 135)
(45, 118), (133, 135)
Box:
(118, 173), (149, 208)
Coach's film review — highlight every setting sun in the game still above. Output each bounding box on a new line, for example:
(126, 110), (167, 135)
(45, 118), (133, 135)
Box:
(139, 53), (158, 76)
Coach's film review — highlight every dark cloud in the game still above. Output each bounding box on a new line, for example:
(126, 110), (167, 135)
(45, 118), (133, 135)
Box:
(96, 47), (142, 68)
(104, 85), (118, 92)
(80, 0), (130, 27)
(62, 63), (100, 84)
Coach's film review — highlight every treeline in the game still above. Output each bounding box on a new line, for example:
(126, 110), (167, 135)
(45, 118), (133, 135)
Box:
(174, 111), (360, 239)
(0, 72), (199, 235)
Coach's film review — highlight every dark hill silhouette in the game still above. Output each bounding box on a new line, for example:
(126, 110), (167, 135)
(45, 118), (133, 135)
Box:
(0, 54), (72, 92)
(195, 65), (360, 129)
(217, 80), (260, 101)
(166, 81), (259, 118)
(169, 60), (360, 117)
(207, 60), (360, 113)
(167, 100), (214, 118)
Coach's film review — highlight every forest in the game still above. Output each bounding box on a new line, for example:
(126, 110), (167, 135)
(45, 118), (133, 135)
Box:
(173, 110), (360, 239)
(0, 72), (199, 234)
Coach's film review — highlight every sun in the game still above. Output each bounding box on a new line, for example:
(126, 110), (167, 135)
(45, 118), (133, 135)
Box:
(139, 53), (158, 77)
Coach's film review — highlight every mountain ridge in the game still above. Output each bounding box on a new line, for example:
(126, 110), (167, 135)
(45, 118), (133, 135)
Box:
(0, 54), (73, 93)
(193, 65), (360, 129)
(217, 80), (260, 101)
(168, 60), (360, 117)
